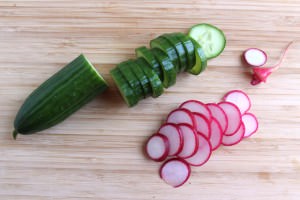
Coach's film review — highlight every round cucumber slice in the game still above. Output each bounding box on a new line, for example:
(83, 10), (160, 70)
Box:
(188, 38), (208, 75)
(188, 23), (226, 59)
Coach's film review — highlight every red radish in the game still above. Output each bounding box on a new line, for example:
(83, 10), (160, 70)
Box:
(243, 48), (267, 67)
(218, 102), (242, 136)
(160, 158), (191, 188)
(206, 103), (228, 133)
(145, 134), (169, 162)
(184, 133), (212, 166)
(158, 123), (183, 156)
(193, 113), (211, 139)
(242, 113), (259, 138)
(250, 41), (293, 85)
(223, 90), (251, 114)
(180, 100), (212, 121)
(209, 118), (223, 151)
(177, 124), (199, 159)
(166, 108), (196, 127)
(222, 123), (245, 146)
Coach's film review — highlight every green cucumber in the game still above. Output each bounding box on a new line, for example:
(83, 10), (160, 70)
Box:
(110, 68), (139, 107)
(188, 38), (208, 75)
(135, 46), (163, 80)
(13, 54), (108, 138)
(135, 57), (164, 98)
(127, 60), (152, 97)
(151, 48), (177, 88)
(188, 23), (226, 59)
(149, 37), (180, 72)
(117, 61), (144, 100)
(161, 34), (187, 72)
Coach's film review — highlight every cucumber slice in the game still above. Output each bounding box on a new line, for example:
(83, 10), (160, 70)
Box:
(127, 59), (152, 97)
(110, 68), (138, 107)
(150, 37), (180, 73)
(188, 38), (208, 75)
(151, 48), (177, 88)
(135, 46), (163, 80)
(135, 57), (164, 98)
(117, 61), (144, 100)
(161, 34), (187, 72)
(188, 23), (226, 59)
(173, 32), (196, 71)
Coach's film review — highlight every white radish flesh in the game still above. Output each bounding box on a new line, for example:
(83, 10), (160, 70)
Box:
(180, 100), (212, 121)
(158, 123), (183, 156)
(243, 48), (267, 67)
(210, 118), (223, 150)
(223, 90), (251, 114)
(206, 103), (228, 133)
(242, 113), (259, 138)
(160, 158), (191, 187)
(218, 102), (242, 136)
(184, 133), (212, 166)
(193, 113), (211, 139)
(222, 123), (245, 146)
(146, 134), (169, 162)
(177, 124), (199, 158)
(166, 108), (196, 127)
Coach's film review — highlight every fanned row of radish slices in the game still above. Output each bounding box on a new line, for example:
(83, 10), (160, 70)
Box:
(145, 90), (259, 187)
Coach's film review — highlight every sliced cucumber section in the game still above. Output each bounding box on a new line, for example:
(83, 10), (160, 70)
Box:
(174, 32), (195, 70)
(150, 37), (180, 72)
(110, 68), (138, 107)
(151, 48), (177, 88)
(135, 57), (164, 98)
(135, 46), (163, 80)
(188, 38), (208, 75)
(188, 23), (226, 59)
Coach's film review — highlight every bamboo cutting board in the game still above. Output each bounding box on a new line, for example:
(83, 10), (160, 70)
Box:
(1, 0), (300, 199)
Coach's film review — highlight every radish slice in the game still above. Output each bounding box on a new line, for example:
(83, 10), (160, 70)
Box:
(206, 103), (228, 133)
(222, 123), (245, 146)
(177, 124), (199, 158)
(158, 123), (183, 156)
(184, 133), (212, 166)
(193, 113), (211, 139)
(218, 102), (242, 136)
(160, 158), (191, 187)
(242, 113), (259, 138)
(166, 108), (196, 127)
(243, 48), (267, 67)
(210, 118), (223, 151)
(146, 134), (169, 162)
(180, 100), (212, 121)
(223, 90), (251, 114)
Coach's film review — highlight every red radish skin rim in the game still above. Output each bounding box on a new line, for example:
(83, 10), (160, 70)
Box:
(223, 90), (252, 114)
(206, 103), (229, 133)
(210, 117), (223, 151)
(177, 123), (199, 159)
(222, 123), (245, 146)
(218, 102), (242, 136)
(243, 48), (268, 67)
(193, 113), (211, 139)
(184, 132), (212, 167)
(179, 100), (212, 122)
(166, 108), (197, 128)
(242, 113), (259, 138)
(159, 158), (191, 188)
(145, 134), (170, 162)
(158, 123), (183, 156)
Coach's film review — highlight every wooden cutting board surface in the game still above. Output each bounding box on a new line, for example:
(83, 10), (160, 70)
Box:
(1, 0), (300, 199)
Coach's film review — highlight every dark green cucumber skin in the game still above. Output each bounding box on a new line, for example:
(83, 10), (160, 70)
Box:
(13, 54), (108, 137)
(135, 46), (163, 80)
(135, 57), (164, 98)
(149, 37), (180, 73)
(117, 60), (144, 100)
(151, 48), (177, 88)
(188, 38), (208, 75)
(127, 60), (152, 98)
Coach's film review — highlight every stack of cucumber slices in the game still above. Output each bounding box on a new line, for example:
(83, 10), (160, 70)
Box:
(110, 23), (226, 107)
